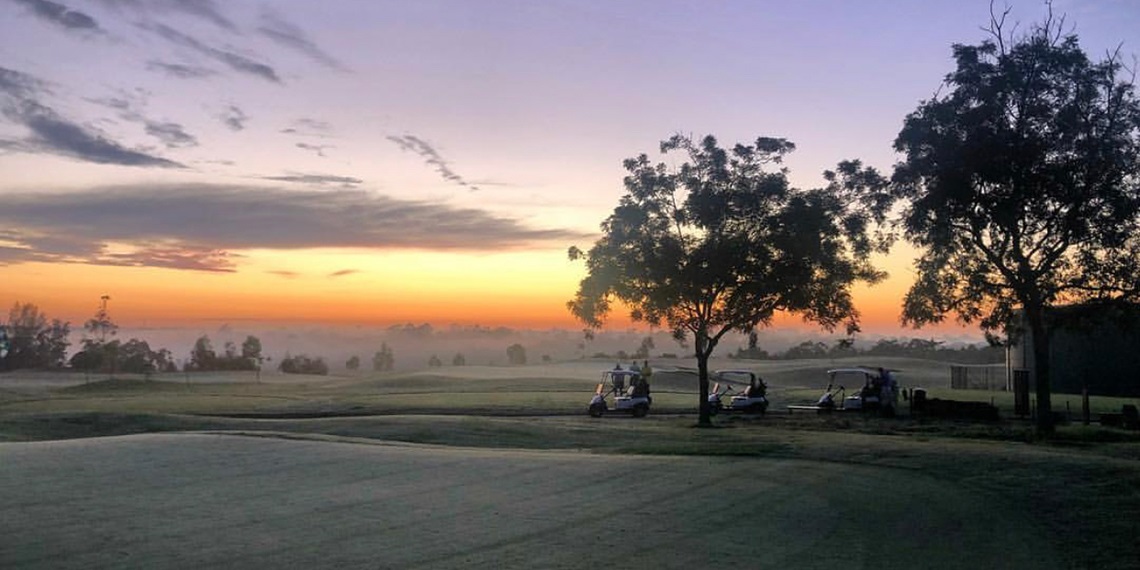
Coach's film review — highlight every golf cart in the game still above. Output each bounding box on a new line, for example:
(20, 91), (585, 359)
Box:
(831, 367), (898, 416)
(708, 369), (769, 415)
(788, 367), (898, 415)
(588, 369), (651, 418)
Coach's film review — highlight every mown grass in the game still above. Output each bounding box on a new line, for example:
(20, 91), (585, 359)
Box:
(2, 362), (1139, 569)
(0, 410), (1138, 568)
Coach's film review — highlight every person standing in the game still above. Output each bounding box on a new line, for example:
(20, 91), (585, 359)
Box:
(640, 360), (652, 382)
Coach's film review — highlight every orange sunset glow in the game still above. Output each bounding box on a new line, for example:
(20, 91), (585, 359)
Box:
(5, 0), (1127, 347)
(0, 245), (934, 338)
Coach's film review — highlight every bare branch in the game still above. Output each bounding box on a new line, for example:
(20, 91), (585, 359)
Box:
(985, 0), (1012, 53)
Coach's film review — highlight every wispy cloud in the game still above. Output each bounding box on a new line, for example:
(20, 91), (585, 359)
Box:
(268, 270), (299, 279)
(2, 100), (183, 167)
(3, 67), (180, 166)
(96, 0), (235, 31)
(146, 60), (217, 79)
(218, 104), (247, 131)
(257, 8), (347, 71)
(281, 118), (332, 137)
(104, 246), (238, 272)
(8, 0), (103, 34)
(148, 23), (281, 83)
(0, 233), (233, 271)
(262, 172), (361, 187)
(18, 107), (184, 166)
(0, 66), (50, 99)
(144, 120), (195, 148)
(387, 134), (481, 192)
(0, 138), (33, 154)
(328, 269), (360, 278)
(90, 91), (198, 148)
(164, 0), (235, 31)
(0, 183), (588, 271)
(295, 142), (331, 157)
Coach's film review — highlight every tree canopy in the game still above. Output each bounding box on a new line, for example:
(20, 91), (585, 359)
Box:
(187, 335), (261, 372)
(891, 10), (1140, 432)
(372, 343), (395, 372)
(506, 343), (527, 365)
(569, 134), (890, 424)
(0, 302), (70, 370)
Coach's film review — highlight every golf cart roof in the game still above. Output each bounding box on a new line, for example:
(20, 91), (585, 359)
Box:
(826, 367), (882, 376)
(714, 369), (756, 379)
(605, 369), (641, 378)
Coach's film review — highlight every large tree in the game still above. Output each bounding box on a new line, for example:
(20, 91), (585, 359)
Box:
(0, 302), (70, 370)
(891, 10), (1140, 432)
(189, 335), (217, 371)
(506, 343), (527, 365)
(240, 335), (264, 370)
(568, 134), (889, 425)
(372, 343), (394, 372)
(72, 296), (120, 375)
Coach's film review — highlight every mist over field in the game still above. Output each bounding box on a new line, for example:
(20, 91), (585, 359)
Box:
(106, 322), (990, 373)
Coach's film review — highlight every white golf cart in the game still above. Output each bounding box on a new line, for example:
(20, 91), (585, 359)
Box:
(832, 367), (899, 416)
(788, 367), (899, 415)
(588, 369), (651, 418)
(708, 369), (769, 415)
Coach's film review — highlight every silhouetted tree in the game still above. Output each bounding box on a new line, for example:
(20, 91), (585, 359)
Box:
(117, 339), (163, 374)
(189, 335), (217, 371)
(732, 330), (769, 359)
(346, 355), (361, 370)
(452, 353), (466, 366)
(181, 335), (258, 372)
(70, 296), (123, 375)
(506, 343), (527, 365)
(241, 335), (264, 370)
(372, 342), (394, 371)
(784, 341), (829, 360)
(428, 354), (442, 367)
(68, 347), (102, 372)
(0, 302), (70, 370)
(278, 353), (329, 375)
(84, 295), (117, 345)
(568, 134), (889, 425)
(891, 8), (1140, 432)
(632, 336), (655, 359)
(829, 337), (857, 358)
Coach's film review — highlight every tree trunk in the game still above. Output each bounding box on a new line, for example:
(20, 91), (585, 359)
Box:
(1026, 303), (1054, 435)
(697, 349), (711, 426)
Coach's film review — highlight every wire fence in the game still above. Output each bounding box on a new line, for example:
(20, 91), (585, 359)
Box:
(949, 364), (1006, 391)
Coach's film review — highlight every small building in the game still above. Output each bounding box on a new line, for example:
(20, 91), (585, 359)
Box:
(1006, 303), (1140, 397)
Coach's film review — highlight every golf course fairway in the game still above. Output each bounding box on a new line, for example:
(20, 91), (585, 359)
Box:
(1, 432), (1059, 569)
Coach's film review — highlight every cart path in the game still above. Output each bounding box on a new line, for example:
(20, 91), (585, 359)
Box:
(0, 433), (1060, 569)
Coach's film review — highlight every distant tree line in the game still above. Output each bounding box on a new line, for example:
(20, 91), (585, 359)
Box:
(0, 301), (272, 375)
(0, 301), (182, 375)
(732, 337), (1003, 364)
(188, 335), (264, 372)
(278, 353), (329, 375)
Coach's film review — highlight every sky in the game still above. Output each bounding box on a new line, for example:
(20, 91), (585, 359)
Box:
(2, 0), (1140, 341)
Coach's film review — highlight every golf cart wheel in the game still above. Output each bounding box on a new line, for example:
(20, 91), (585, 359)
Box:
(632, 404), (648, 418)
(588, 404), (604, 418)
(749, 404), (766, 415)
(709, 405), (719, 416)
